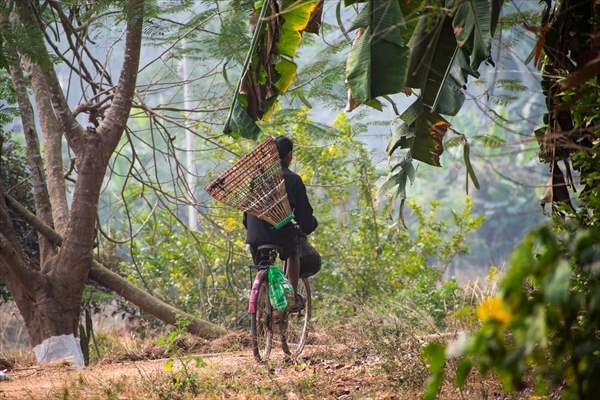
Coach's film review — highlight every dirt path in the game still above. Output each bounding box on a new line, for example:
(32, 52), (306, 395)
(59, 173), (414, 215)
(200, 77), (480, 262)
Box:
(0, 350), (252, 399)
(0, 345), (400, 400)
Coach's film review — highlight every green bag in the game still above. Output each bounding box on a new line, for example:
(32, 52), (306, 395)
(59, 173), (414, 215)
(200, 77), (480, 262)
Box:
(267, 266), (294, 311)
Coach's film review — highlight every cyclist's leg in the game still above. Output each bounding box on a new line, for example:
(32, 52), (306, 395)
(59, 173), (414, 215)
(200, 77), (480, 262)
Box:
(286, 253), (300, 294)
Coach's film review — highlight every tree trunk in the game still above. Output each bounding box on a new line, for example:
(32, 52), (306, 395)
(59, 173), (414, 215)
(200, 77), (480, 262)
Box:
(5, 193), (226, 339)
(1, 0), (227, 369)
(90, 263), (226, 338)
(0, 191), (84, 367)
(0, 9), (85, 367)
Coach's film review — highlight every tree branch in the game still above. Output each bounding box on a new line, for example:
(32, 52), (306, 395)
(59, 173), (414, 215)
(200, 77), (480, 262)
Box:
(89, 263), (225, 338)
(23, 59), (70, 237)
(5, 194), (63, 246)
(98, 0), (145, 148)
(0, 193), (42, 293)
(0, 9), (55, 262)
(4, 194), (225, 339)
(15, 1), (85, 154)
(52, 0), (145, 288)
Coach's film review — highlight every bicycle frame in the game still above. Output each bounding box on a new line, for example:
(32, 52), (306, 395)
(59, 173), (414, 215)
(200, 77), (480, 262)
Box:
(248, 269), (267, 313)
(247, 247), (282, 313)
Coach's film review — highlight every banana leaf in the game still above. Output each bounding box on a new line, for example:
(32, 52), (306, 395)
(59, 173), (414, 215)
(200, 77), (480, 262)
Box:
(225, 98), (262, 139)
(405, 14), (467, 116)
(451, 0), (500, 71)
(278, 0), (320, 58)
(224, 0), (323, 140)
(387, 99), (449, 167)
(345, 0), (409, 105)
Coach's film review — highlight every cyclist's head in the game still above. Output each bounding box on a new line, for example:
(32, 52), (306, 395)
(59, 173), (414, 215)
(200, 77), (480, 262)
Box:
(275, 136), (293, 168)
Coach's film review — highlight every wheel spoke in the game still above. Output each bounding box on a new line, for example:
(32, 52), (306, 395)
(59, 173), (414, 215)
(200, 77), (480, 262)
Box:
(281, 278), (311, 357)
(252, 279), (272, 362)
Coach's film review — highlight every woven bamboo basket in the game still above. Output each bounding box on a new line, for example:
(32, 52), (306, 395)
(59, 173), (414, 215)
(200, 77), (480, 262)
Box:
(204, 136), (294, 229)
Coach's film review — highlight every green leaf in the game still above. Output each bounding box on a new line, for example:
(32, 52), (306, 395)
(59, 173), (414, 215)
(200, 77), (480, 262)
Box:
(455, 358), (473, 387)
(278, 0), (319, 58)
(445, 135), (465, 149)
(463, 141), (480, 190)
(452, 0), (496, 71)
(422, 342), (446, 400)
(387, 100), (424, 155)
(544, 260), (571, 305)
(379, 154), (414, 200)
(424, 342), (446, 373)
(471, 134), (505, 147)
(406, 14), (464, 115)
(224, 100), (262, 140)
(412, 110), (449, 167)
(345, 0), (409, 103)
(387, 100), (450, 167)
(274, 58), (297, 93)
(405, 0), (501, 116)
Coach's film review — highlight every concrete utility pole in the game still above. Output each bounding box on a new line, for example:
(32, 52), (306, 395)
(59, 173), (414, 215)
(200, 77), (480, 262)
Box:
(182, 39), (198, 231)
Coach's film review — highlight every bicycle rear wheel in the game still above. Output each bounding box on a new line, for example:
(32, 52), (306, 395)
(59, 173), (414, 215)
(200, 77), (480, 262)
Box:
(250, 277), (273, 363)
(280, 277), (311, 358)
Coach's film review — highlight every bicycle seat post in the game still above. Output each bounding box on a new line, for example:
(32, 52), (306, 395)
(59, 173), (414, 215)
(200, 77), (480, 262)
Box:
(256, 244), (282, 267)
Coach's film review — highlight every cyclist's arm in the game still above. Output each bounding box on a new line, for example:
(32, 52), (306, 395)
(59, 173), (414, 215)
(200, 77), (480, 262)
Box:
(294, 178), (318, 235)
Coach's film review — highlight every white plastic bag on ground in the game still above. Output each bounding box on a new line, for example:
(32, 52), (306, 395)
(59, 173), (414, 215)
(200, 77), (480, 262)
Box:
(33, 334), (85, 368)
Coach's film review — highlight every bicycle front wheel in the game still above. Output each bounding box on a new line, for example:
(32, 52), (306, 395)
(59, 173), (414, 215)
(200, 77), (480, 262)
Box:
(250, 276), (273, 363)
(280, 277), (311, 358)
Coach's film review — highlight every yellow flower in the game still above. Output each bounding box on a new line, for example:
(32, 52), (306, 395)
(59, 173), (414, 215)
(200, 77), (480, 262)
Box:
(476, 296), (512, 326)
(327, 144), (338, 157)
(223, 217), (238, 232)
(298, 169), (311, 183)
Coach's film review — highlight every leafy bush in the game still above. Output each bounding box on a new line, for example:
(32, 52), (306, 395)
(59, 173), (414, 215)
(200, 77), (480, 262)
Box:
(423, 225), (600, 400)
(156, 318), (206, 399)
(112, 110), (483, 331)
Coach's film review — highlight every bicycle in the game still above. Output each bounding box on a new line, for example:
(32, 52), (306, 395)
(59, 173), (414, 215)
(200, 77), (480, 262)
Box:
(248, 244), (311, 363)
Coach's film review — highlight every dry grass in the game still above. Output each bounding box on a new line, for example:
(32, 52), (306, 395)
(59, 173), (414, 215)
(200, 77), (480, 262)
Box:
(0, 303), (34, 370)
(0, 291), (517, 399)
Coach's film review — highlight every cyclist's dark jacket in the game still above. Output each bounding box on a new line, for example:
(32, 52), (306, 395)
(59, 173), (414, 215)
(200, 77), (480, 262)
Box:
(243, 166), (317, 258)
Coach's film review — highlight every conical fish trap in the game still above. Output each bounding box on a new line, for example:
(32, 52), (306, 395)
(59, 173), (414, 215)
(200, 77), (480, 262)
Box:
(204, 136), (294, 229)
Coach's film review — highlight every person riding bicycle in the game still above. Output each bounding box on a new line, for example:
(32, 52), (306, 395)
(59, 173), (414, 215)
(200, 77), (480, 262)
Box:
(243, 136), (319, 312)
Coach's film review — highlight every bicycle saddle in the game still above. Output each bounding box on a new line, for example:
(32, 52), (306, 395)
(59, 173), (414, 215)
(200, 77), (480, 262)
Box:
(255, 244), (281, 266)
(257, 244), (282, 252)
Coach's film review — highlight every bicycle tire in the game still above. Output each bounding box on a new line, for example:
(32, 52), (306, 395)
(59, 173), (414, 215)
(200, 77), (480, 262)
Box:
(280, 277), (311, 358)
(250, 275), (273, 363)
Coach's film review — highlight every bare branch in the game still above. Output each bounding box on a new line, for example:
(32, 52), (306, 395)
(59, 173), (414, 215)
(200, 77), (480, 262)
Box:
(15, 1), (85, 154)
(98, 0), (145, 146)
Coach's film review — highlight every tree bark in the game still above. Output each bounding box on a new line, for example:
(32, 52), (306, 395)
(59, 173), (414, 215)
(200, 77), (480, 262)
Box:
(0, 11), (55, 263)
(0, 0), (165, 366)
(5, 193), (226, 339)
(14, 1), (85, 154)
(89, 264), (226, 338)
(0, 191), (73, 347)
(24, 60), (69, 236)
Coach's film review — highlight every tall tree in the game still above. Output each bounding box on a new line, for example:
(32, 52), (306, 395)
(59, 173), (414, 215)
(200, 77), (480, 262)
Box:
(0, 0), (222, 367)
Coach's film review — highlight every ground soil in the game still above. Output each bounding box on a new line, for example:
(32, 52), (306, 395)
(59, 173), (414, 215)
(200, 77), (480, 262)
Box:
(0, 334), (507, 399)
(0, 341), (422, 400)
